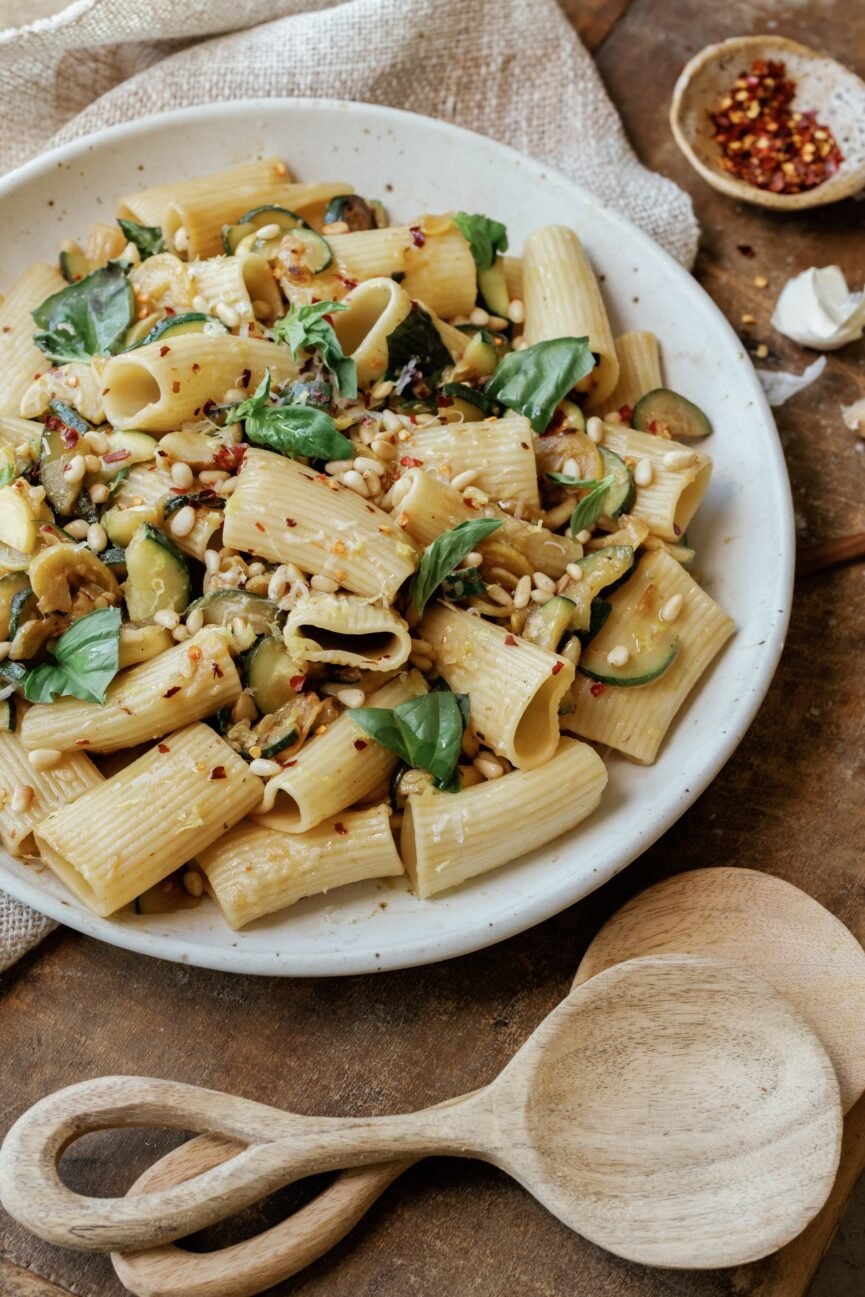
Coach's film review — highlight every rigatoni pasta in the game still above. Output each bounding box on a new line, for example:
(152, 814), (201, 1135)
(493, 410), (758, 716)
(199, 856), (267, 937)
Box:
(0, 156), (733, 928)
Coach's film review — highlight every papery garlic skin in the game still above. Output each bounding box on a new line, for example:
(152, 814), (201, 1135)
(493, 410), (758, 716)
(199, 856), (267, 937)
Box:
(771, 266), (865, 351)
(756, 357), (826, 407)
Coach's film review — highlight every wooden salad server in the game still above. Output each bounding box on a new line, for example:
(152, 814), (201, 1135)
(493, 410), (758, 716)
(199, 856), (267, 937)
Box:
(0, 953), (842, 1274)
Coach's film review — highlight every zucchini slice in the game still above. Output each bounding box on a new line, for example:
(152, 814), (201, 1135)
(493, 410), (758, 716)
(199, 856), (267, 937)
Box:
(577, 597), (612, 646)
(455, 328), (500, 380)
(127, 312), (214, 351)
(244, 635), (300, 714)
(59, 249), (95, 284)
(598, 446), (635, 516)
(40, 401), (92, 516)
(390, 763), (435, 811)
(100, 546), (128, 576)
(477, 257), (510, 317)
(0, 572), (30, 640)
(632, 388), (713, 440)
(222, 205), (309, 256)
(103, 502), (163, 548)
(559, 545), (635, 633)
(0, 487), (37, 556)
(522, 595), (576, 653)
(324, 195), (383, 231)
(439, 382), (495, 420)
(0, 695), (15, 731)
(183, 588), (282, 637)
(580, 634), (680, 687)
(93, 430), (159, 483)
(8, 586), (37, 640)
(0, 661), (27, 691)
(275, 227), (332, 274)
(118, 622), (173, 669)
(124, 523), (191, 623)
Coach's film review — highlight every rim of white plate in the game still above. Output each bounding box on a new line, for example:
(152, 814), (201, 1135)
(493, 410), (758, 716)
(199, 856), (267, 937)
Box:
(0, 99), (794, 976)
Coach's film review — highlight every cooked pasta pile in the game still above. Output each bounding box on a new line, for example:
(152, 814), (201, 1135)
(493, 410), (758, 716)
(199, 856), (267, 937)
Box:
(0, 156), (734, 927)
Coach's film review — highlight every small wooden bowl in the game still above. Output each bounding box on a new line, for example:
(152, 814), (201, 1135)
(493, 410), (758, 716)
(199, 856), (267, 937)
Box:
(670, 35), (865, 210)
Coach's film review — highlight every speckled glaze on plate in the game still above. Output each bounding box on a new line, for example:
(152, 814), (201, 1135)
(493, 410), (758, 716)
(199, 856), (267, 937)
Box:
(0, 100), (794, 976)
(671, 35), (865, 210)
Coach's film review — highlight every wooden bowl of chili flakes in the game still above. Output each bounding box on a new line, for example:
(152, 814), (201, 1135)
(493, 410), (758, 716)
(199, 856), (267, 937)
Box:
(670, 35), (865, 210)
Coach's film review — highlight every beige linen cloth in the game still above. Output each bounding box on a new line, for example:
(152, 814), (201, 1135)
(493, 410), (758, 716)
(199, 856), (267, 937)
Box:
(0, 0), (699, 971)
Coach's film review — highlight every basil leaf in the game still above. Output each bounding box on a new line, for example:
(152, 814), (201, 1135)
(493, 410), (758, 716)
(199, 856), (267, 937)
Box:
(273, 301), (357, 398)
(350, 689), (468, 790)
(385, 304), (452, 382)
(485, 338), (595, 433)
(410, 518), (503, 616)
(32, 265), (135, 363)
(117, 219), (166, 260)
(440, 566), (485, 601)
(569, 475), (615, 538)
(547, 472), (603, 488)
(105, 466), (131, 499)
(225, 370), (355, 462)
(24, 607), (121, 704)
(452, 212), (509, 271)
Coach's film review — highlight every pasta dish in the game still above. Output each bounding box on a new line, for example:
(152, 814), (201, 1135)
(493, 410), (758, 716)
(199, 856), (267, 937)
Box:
(0, 156), (733, 929)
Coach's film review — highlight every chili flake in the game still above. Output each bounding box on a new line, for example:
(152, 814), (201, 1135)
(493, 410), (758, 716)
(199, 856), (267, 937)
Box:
(504, 634), (517, 646)
(400, 456), (423, 468)
(290, 674), (306, 691)
(590, 681), (606, 697)
(709, 59), (843, 194)
(353, 739), (368, 751)
(163, 686), (181, 698)
(209, 766), (227, 780)
(334, 821), (348, 835)
(551, 661), (565, 675)
(157, 742), (170, 753)
(409, 225), (426, 247)
(159, 345), (170, 357)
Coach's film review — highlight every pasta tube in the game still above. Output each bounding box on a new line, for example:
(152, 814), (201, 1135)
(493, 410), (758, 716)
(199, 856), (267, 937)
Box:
(562, 550), (735, 764)
(223, 447), (417, 600)
(605, 332), (664, 413)
(188, 253), (282, 323)
(101, 335), (298, 432)
(402, 738), (607, 897)
(399, 416), (539, 507)
(256, 671), (427, 833)
(283, 592), (411, 670)
(0, 263), (66, 417)
(117, 159), (295, 228)
(601, 423), (712, 542)
(522, 225), (619, 407)
(199, 804), (403, 929)
(331, 278), (412, 389)
(34, 723), (262, 916)
(327, 224), (476, 317)
(20, 628), (240, 753)
(395, 470), (582, 577)
(420, 603), (574, 769)
(163, 180), (349, 259)
(0, 718), (102, 858)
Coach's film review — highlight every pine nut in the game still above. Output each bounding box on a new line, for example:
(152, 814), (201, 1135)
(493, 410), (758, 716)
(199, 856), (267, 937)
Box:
(607, 644), (630, 667)
(84, 454), (102, 473)
(410, 637), (435, 656)
(451, 469), (478, 492)
(11, 784), (34, 813)
(381, 409), (402, 434)
(183, 870), (204, 898)
(171, 461), (194, 489)
(63, 454), (86, 484)
(533, 572), (556, 594)
(586, 416), (605, 444)
(172, 624), (190, 642)
(28, 748), (62, 771)
(231, 691), (257, 723)
(473, 753), (504, 780)
(310, 575), (339, 593)
(204, 548), (221, 573)
(65, 519), (89, 539)
(354, 456), (381, 476)
(409, 652), (434, 672)
(173, 225), (189, 252)
(215, 302), (240, 329)
(86, 522), (107, 553)
(154, 609), (180, 629)
(341, 470), (369, 496)
(371, 437), (397, 460)
(169, 505), (196, 537)
(85, 430), (109, 454)
(469, 307), (490, 327)
(193, 294), (209, 314)
(635, 458), (654, 487)
(249, 757), (283, 778)
(513, 574), (532, 609)
(90, 483), (109, 504)
(660, 593), (684, 623)
(565, 563), (584, 582)
(371, 380), (395, 400)
(663, 449), (698, 470)
(562, 458), (579, 479)
(199, 469), (228, 485)
(530, 588), (551, 604)
(486, 315), (509, 331)
(507, 298), (525, 324)
(254, 222), (282, 240)
(577, 529), (593, 545)
(186, 608), (204, 634)
(325, 458), (355, 475)
(336, 687), (365, 708)
(486, 584), (512, 607)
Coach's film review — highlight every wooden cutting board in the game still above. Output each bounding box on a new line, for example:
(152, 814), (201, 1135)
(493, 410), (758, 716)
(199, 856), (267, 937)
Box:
(1, 2), (864, 1296)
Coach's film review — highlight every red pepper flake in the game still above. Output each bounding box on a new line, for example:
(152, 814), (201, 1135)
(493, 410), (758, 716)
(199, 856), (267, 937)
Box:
(618, 404), (633, 424)
(157, 742), (170, 753)
(103, 448), (131, 463)
(283, 759), (298, 768)
(214, 442), (246, 472)
(192, 362), (201, 373)
(163, 685), (181, 698)
(254, 521), (266, 532)
(400, 456), (423, 468)
(334, 821), (348, 835)
(520, 441), (529, 450)
(285, 517), (297, 527)
(212, 663), (223, 678)
(436, 394), (454, 408)
(75, 738), (90, 746)
(353, 739), (368, 751)
(504, 634), (517, 647)
(409, 225), (426, 247)
(463, 496), (479, 509)
(159, 345), (170, 357)
(209, 766), (227, 780)
(164, 306), (176, 316)
(551, 661), (565, 675)
(45, 413), (79, 448)
(709, 59), (843, 194)
(171, 380), (181, 394)
(240, 368), (251, 389)
(590, 681), (606, 697)
(290, 674), (306, 692)
(673, 524), (682, 536)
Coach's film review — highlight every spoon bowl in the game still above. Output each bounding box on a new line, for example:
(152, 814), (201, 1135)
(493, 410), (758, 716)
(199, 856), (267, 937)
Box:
(670, 35), (865, 210)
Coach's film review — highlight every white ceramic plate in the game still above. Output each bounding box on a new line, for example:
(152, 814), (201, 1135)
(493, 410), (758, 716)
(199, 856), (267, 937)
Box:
(0, 100), (793, 976)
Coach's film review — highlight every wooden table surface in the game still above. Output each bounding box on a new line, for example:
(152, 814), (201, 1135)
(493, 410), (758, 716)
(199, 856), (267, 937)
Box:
(2, 1), (865, 1294)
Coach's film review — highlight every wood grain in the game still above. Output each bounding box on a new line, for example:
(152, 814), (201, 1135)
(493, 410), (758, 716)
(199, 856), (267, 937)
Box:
(1, 2), (864, 1296)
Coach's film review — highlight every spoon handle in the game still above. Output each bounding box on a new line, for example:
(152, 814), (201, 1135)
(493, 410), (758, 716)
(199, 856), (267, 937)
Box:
(0, 1074), (485, 1254)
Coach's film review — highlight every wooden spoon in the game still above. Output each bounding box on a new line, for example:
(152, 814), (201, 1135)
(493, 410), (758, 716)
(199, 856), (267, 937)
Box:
(113, 865), (865, 1297)
(670, 36), (865, 210)
(0, 954), (842, 1271)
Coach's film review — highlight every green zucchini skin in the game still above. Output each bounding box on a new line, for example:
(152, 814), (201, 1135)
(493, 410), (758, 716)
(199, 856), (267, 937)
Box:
(244, 636), (299, 714)
(0, 697), (16, 731)
(580, 635), (680, 687)
(559, 546), (635, 633)
(126, 312), (213, 350)
(522, 595), (576, 653)
(477, 258), (509, 317)
(124, 524), (191, 623)
(184, 588), (282, 637)
(632, 388), (713, 440)
(598, 446), (635, 516)
(8, 586), (36, 640)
